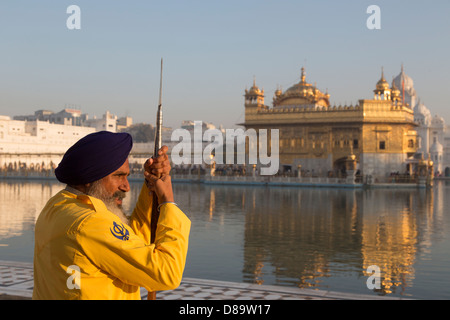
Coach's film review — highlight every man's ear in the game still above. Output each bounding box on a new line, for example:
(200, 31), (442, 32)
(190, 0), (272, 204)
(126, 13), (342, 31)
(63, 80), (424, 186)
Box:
(83, 183), (92, 193)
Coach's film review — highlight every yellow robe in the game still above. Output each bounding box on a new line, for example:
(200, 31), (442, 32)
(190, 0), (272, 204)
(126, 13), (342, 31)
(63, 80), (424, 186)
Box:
(32, 184), (191, 300)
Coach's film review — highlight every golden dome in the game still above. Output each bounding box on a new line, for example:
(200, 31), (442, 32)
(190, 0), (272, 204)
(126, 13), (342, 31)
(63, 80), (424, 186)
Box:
(245, 78), (265, 106)
(274, 85), (282, 96)
(390, 78), (401, 100)
(375, 68), (390, 91)
(246, 78), (263, 96)
(273, 67), (330, 108)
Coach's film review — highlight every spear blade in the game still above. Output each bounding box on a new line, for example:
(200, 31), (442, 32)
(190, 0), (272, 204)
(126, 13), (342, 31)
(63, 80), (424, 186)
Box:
(154, 58), (163, 155)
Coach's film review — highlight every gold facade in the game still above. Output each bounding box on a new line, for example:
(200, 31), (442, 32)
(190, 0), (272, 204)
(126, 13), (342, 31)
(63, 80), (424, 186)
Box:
(242, 68), (418, 176)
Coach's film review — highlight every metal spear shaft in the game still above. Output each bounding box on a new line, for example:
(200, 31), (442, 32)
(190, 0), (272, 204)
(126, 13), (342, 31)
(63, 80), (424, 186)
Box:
(148, 58), (163, 300)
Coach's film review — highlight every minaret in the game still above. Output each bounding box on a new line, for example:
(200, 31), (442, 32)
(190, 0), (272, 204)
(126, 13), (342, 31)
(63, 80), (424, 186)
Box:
(273, 84), (282, 105)
(373, 67), (391, 100)
(244, 78), (266, 122)
(244, 77), (265, 106)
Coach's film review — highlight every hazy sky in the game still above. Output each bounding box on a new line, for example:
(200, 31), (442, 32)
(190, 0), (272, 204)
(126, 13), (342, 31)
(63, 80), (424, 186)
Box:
(1, 0), (449, 129)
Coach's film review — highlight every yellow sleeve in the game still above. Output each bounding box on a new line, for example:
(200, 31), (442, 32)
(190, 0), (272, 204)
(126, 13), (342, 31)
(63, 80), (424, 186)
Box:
(76, 201), (191, 292)
(128, 183), (154, 244)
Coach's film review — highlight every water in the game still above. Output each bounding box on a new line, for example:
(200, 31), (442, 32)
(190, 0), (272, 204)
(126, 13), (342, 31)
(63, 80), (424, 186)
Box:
(1, 179), (450, 299)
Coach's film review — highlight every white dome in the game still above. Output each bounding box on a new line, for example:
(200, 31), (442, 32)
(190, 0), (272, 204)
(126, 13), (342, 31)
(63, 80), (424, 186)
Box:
(430, 140), (443, 153)
(393, 65), (416, 96)
(414, 101), (431, 126)
(431, 114), (445, 127)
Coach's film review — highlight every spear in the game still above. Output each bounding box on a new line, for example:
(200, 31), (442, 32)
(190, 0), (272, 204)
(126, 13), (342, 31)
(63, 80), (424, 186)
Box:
(148, 58), (163, 300)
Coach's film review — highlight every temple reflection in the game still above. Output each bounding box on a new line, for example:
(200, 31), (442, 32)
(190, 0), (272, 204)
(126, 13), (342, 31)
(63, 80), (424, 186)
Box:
(203, 186), (436, 295)
(360, 190), (434, 294)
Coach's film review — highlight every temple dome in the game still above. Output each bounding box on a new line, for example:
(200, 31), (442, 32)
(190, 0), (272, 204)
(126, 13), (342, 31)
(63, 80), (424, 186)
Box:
(245, 78), (264, 99)
(375, 70), (390, 91)
(393, 65), (416, 96)
(273, 67), (330, 108)
(247, 83), (262, 95)
(431, 114), (445, 128)
(430, 140), (443, 153)
(413, 101), (432, 126)
(244, 78), (265, 106)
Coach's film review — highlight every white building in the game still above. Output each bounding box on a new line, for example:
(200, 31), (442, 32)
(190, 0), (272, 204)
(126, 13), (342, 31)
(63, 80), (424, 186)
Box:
(85, 111), (117, 132)
(394, 66), (449, 176)
(0, 108), (142, 176)
(0, 115), (95, 172)
(13, 108), (88, 126)
(14, 109), (128, 133)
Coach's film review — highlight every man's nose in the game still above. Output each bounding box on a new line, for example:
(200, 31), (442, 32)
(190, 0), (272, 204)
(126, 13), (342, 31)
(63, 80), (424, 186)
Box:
(120, 178), (130, 193)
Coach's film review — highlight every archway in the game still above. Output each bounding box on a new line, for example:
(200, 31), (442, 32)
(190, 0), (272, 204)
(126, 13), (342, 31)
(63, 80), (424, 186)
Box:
(333, 157), (347, 178)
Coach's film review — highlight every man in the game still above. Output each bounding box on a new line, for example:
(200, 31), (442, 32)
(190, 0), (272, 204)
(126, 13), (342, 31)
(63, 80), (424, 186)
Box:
(33, 131), (191, 300)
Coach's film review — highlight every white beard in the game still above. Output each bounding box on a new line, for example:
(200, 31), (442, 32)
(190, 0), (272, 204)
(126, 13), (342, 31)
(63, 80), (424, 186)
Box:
(87, 180), (130, 226)
(104, 201), (130, 226)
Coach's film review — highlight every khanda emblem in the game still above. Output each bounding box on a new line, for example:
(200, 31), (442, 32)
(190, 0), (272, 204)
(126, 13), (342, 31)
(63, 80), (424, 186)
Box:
(110, 221), (130, 241)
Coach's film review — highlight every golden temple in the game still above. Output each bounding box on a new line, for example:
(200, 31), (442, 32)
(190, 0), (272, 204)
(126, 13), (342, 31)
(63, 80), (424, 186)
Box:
(242, 67), (419, 179)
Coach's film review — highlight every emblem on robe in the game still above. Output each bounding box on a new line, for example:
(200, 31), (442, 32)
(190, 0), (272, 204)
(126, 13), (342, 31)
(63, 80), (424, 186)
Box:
(110, 221), (129, 241)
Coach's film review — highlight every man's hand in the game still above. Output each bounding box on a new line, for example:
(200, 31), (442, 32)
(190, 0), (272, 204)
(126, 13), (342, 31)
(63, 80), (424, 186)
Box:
(144, 145), (171, 178)
(144, 145), (174, 204)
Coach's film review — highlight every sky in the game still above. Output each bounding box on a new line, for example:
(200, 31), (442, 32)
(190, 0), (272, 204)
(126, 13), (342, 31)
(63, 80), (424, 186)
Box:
(1, 0), (449, 130)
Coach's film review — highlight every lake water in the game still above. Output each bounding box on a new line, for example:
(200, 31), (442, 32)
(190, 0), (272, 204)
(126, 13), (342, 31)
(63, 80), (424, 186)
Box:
(1, 179), (450, 299)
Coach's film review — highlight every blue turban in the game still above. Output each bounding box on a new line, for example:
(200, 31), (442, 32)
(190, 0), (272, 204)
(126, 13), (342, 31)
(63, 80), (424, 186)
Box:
(55, 131), (133, 185)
